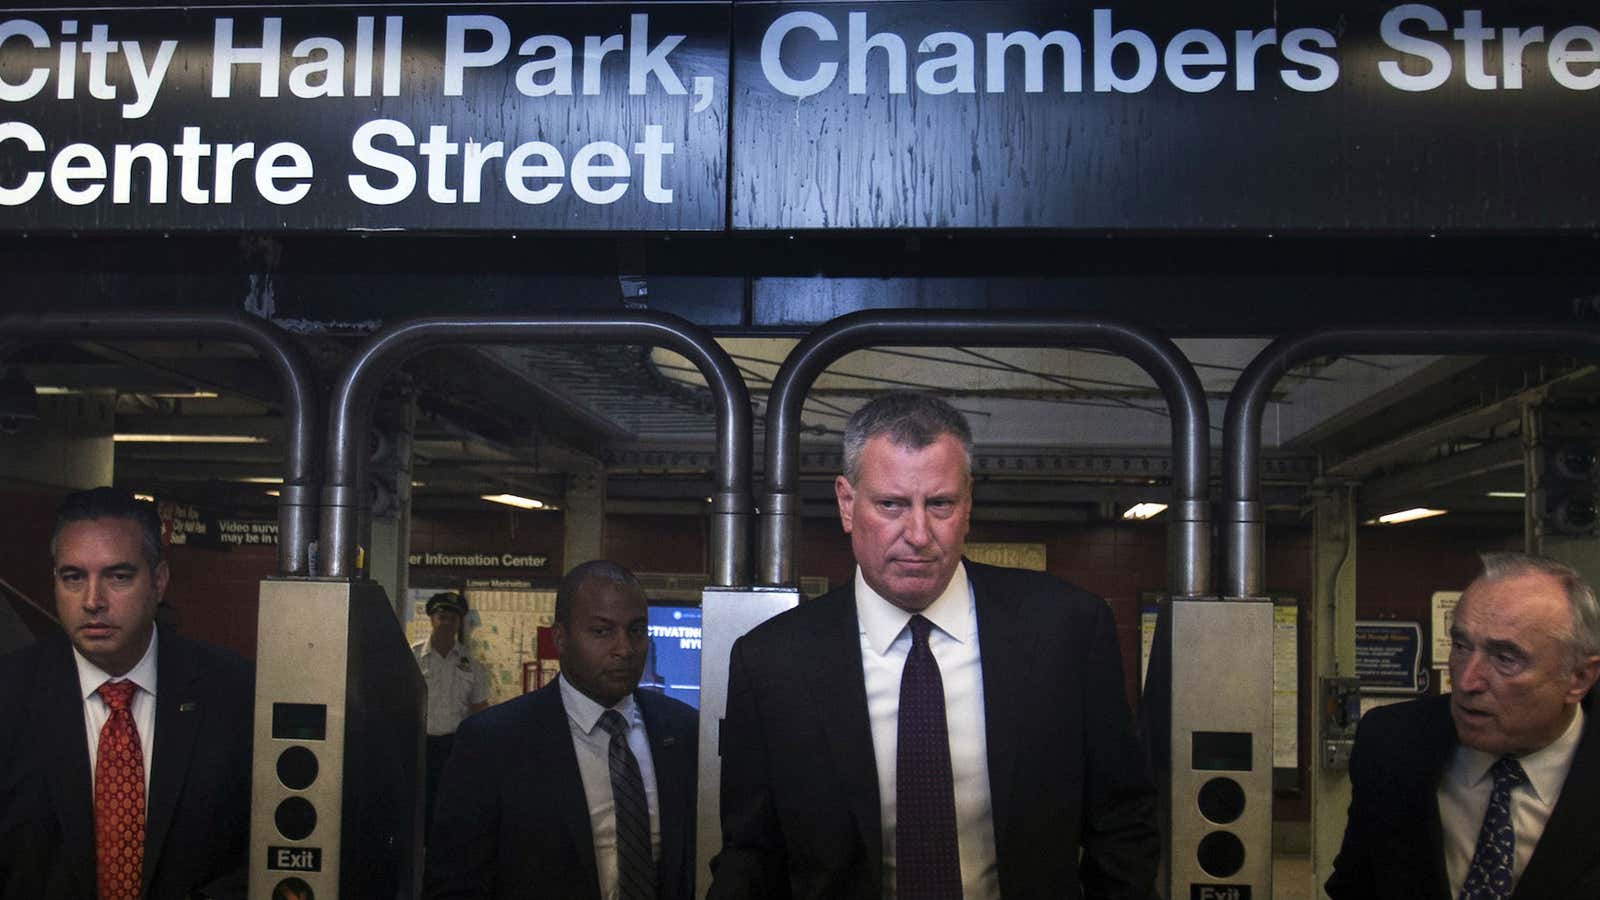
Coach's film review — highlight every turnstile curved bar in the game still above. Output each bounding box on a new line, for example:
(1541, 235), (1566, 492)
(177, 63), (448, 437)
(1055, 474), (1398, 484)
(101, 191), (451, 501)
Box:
(1222, 325), (1600, 599)
(0, 310), (319, 576)
(759, 310), (1212, 598)
(319, 313), (754, 586)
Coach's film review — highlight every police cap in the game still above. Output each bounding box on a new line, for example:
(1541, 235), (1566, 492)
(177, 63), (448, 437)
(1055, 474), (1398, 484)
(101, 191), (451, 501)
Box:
(426, 591), (468, 616)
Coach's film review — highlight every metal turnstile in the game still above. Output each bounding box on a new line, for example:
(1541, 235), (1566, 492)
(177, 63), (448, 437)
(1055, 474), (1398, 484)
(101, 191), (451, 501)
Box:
(695, 586), (801, 894)
(1152, 598), (1275, 900)
(249, 578), (425, 900)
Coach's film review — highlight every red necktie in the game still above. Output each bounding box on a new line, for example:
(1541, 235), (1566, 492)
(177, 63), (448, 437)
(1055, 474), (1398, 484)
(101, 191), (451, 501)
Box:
(95, 680), (145, 900)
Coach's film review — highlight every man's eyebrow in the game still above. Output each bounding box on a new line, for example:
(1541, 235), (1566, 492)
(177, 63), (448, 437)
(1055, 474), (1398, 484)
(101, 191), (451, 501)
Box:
(1482, 638), (1527, 657)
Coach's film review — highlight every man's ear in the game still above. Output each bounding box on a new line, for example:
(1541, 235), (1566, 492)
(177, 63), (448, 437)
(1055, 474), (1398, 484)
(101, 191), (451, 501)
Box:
(835, 475), (855, 534)
(552, 621), (569, 659)
(1568, 654), (1600, 704)
(153, 559), (170, 601)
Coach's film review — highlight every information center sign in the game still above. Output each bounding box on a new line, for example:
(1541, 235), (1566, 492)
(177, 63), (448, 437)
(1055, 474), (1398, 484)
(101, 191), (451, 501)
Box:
(0, 4), (729, 230)
(733, 0), (1600, 230)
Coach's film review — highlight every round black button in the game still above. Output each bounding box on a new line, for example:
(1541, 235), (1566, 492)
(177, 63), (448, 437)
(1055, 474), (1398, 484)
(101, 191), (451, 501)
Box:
(275, 796), (317, 841)
(1197, 776), (1246, 824)
(276, 746), (319, 791)
(271, 875), (315, 900)
(1197, 830), (1246, 878)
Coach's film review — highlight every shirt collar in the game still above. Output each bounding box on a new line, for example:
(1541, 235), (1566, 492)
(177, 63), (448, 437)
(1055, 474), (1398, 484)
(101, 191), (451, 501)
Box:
(855, 560), (973, 656)
(74, 626), (158, 701)
(558, 672), (639, 736)
(423, 639), (462, 662)
(1457, 704), (1586, 806)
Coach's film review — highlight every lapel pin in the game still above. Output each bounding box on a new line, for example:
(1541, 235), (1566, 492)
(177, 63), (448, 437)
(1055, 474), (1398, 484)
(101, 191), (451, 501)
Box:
(179, 702), (198, 712)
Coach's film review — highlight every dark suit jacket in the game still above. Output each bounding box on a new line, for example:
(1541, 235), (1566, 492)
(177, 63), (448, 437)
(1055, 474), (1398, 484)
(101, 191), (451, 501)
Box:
(423, 681), (699, 900)
(1325, 693), (1600, 900)
(708, 560), (1159, 900)
(0, 626), (254, 900)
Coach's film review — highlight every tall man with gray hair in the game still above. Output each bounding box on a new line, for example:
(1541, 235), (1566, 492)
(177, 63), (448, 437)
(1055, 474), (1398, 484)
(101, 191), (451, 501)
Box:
(710, 391), (1159, 899)
(1327, 553), (1600, 899)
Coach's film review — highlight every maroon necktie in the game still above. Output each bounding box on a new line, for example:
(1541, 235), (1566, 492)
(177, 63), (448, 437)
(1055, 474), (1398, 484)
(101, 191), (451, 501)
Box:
(95, 680), (145, 900)
(896, 615), (962, 898)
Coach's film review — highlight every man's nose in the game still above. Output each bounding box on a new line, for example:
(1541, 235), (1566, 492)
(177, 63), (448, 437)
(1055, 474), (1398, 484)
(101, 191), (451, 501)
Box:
(1456, 653), (1488, 691)
(84, 578), (108, 610)
(904, 506), (932, 546)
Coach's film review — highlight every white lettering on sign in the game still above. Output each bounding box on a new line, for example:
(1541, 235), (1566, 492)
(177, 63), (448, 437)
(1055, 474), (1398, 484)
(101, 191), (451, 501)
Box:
(348, 120), (672, 206)
(759, 9), (1341, 99)
(1379, 5), (1600, 92)
(648, 623), (703, 650)
(406, 551), (549, 569)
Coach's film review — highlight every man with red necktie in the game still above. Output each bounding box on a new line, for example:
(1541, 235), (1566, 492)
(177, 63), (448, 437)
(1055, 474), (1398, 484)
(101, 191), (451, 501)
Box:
(0, 488), (254, 900)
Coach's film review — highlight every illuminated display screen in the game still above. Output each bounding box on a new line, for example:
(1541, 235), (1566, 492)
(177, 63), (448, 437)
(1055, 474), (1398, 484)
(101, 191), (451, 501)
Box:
(640, 605), (702, 709)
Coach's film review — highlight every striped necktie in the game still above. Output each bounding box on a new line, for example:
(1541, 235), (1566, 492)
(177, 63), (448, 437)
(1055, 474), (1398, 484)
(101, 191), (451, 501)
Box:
(598, 709), (655, 900)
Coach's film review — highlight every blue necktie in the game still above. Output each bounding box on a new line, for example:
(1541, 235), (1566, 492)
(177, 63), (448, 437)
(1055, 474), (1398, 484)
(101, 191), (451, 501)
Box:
(1459, 756), (1528, 900)
(895, 615), (962, 899)
(598, 709), (655, 900)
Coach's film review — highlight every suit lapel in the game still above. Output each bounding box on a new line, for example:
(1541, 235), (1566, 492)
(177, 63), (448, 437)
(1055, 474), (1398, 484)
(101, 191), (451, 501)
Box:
(144, 629), (202, 895)
(539, 684), (603, 900)
(799, 588), (883, 893)
(638, 692), (690, 895)
(1514, 698), (1600, 899)
(35, 637), (97, 898)
(968, 562), (1036, 871)
(1419, 701), (1455, 900)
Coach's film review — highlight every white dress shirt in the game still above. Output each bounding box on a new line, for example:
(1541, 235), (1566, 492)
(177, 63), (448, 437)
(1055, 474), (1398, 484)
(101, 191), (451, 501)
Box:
(1438, 706), (1585, 896)
(73, 628), (158, 798)
(856, 562), (999, 900)
(414, 638), (489, 736)
(558, 674), (662, 900)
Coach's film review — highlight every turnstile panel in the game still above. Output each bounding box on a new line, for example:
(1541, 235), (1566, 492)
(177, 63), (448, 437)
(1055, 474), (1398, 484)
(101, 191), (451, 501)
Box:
(249, 578), (424, 900)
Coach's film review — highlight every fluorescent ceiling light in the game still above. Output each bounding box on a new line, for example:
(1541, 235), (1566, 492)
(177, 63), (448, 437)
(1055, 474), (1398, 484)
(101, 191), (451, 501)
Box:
(1486, 491), (1526, 499)
(133, 493), (155, 503)
(113, 433), (269, 444)
(34, 385), (77, 395)
(149, 390), (219, 399)
(481, 493), (546, 510)
(238, 476), (284, 484)
(1122, 502), (1167, 520)
(1375, 507), (1448, 524)
(265, 489), (281, 498)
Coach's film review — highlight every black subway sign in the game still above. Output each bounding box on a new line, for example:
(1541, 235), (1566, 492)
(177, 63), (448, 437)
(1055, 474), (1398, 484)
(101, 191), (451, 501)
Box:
(0, 5), (729, 230)
(1, 2), (1597, 232)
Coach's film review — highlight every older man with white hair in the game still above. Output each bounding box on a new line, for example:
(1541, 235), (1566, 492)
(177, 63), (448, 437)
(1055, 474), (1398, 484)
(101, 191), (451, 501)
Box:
(1328, 552), (1600, 900)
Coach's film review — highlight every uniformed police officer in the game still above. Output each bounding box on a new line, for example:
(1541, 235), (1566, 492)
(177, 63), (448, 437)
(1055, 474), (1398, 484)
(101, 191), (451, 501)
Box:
(413, 590), (490, 834)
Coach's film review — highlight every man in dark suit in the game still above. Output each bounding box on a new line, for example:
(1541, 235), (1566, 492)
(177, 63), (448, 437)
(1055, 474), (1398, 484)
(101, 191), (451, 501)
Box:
(1327, 552), (1600, 900)
(425, 560), (698, 900)
(709, 392), (1158, 900)
(0, 487), (253, 900)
